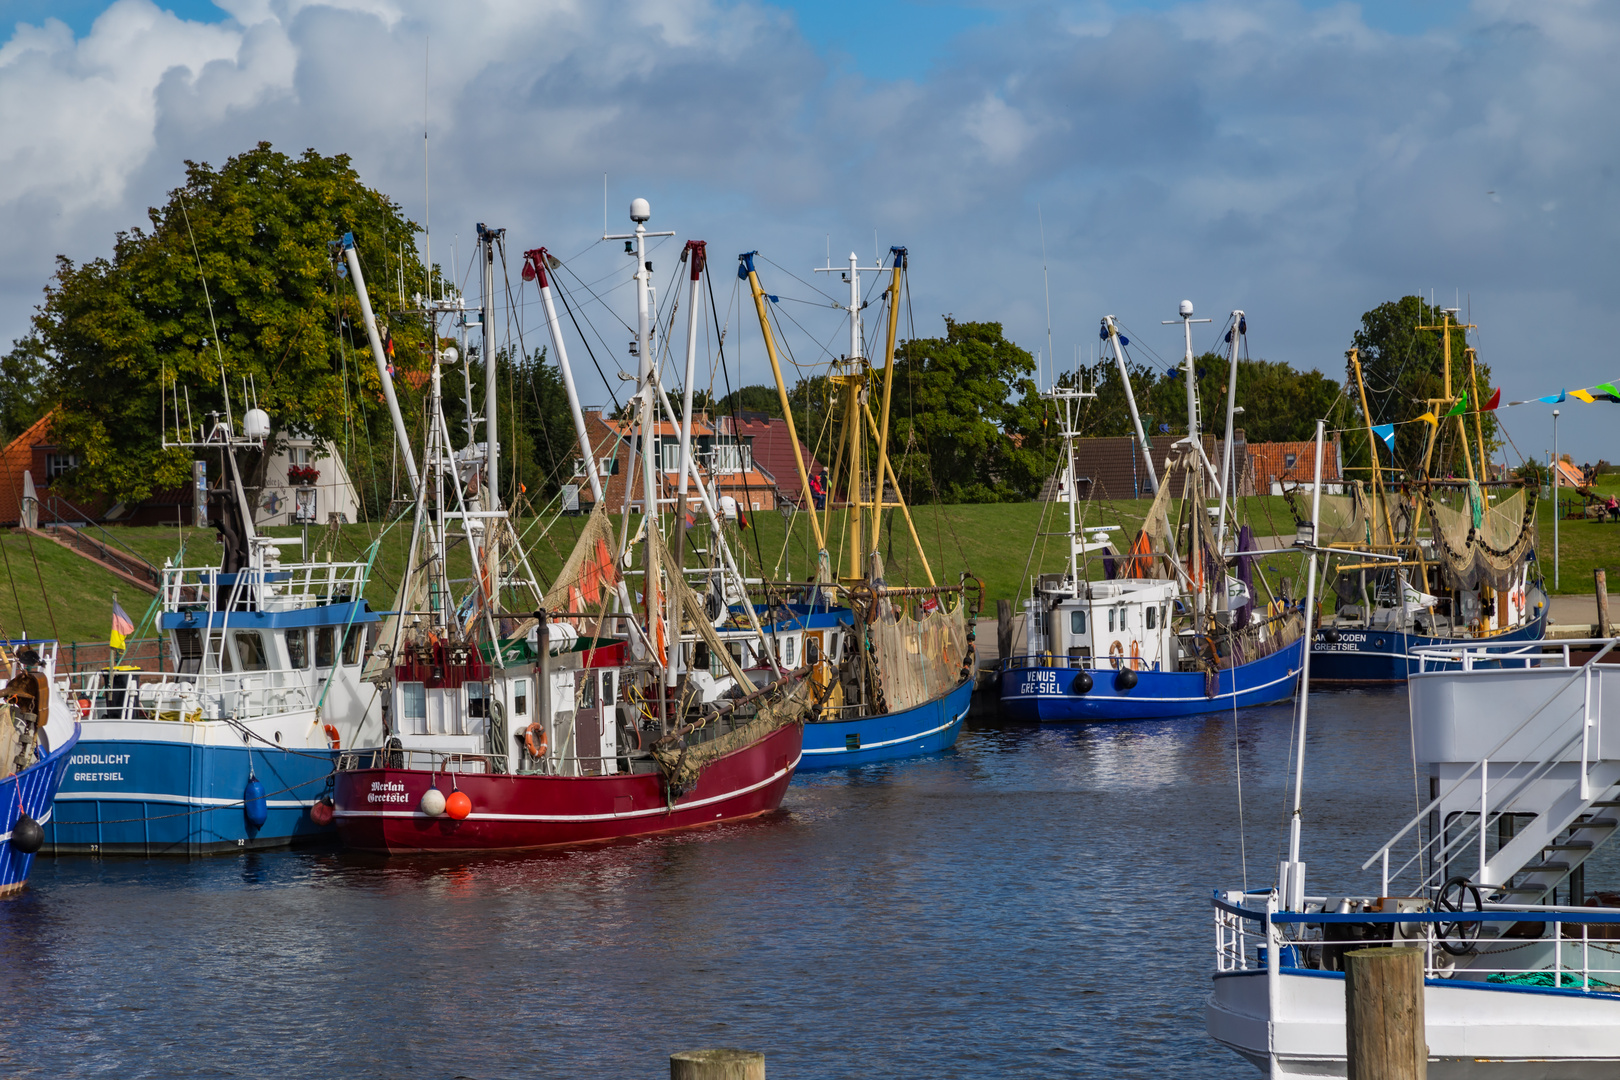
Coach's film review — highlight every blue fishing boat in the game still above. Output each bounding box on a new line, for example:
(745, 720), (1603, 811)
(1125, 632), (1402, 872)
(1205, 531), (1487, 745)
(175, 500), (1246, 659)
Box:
(45, 407), (386, 855)
(740, 248), (976, 770)
(0, 641), (80, 892)
(1000, 305), (1309, 723)
(1312, 320), (1546, 683)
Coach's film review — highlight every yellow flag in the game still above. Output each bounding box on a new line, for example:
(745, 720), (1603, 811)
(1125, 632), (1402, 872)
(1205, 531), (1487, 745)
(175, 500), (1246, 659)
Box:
(1570, 388), (1596, 403)
(1416, 412), (1438, 426)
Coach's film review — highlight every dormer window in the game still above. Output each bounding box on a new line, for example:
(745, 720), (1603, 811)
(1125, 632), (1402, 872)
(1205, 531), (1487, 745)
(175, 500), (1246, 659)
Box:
(45, 452), (77, 479)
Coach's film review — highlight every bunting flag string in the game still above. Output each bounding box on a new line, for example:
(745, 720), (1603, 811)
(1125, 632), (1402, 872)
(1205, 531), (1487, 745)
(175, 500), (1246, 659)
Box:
(1356, 374), (1620, 438)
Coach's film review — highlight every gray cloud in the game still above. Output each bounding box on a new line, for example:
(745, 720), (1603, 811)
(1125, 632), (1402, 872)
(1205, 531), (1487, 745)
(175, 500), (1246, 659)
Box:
(2, 0), (1616, 459)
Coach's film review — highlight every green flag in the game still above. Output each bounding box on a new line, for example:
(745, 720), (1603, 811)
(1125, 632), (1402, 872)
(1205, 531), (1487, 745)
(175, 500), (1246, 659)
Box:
(1444, 393), (1468, 418)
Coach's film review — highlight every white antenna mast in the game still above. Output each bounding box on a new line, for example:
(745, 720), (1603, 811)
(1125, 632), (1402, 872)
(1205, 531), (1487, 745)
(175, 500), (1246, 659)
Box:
(1039, 206), (1053, 389)
(422, 39), (431, 299)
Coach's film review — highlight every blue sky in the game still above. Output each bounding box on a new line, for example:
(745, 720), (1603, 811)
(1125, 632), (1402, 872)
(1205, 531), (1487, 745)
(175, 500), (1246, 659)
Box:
(0, 0), (1616, 464)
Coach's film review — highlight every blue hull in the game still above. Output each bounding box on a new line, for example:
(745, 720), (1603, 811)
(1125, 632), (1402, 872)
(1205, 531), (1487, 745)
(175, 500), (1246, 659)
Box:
(1000, 637), (1304, 722)
(44, 735), (337, 855)
(1310, 610), (1548, 684)
(797, 678), (972, 770)
(1, 722), (79, 893)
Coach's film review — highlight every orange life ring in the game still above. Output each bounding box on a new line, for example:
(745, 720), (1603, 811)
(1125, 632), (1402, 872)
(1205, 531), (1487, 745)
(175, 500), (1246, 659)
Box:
(323, 723), (341, 750)
(1109, 639), (1125, 669)
(1129, 639), (1141, 671)
(524, 722), (548, 759)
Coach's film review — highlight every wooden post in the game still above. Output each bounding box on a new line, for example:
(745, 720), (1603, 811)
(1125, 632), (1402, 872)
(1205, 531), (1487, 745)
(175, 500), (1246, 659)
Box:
(996, 599), (1014, 663)
(1597, 569), (1611, 639)
(670, 1049), (765, 1080)
(1345, 946), (1426, 1080)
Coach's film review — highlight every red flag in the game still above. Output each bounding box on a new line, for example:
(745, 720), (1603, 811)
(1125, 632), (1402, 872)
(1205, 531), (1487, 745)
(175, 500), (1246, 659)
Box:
(683, 511), (696, 530)
(1483, 387), (1501, 411)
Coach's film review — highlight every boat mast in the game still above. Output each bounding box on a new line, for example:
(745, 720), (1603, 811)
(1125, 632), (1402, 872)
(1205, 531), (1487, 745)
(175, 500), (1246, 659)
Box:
(741, 252), (830, 581)
(668, 240), (706, 697)
(340, 233), (420, 490)
(1166, 301), (1212, 630)
(526, 248), (604, 505)
(815, 251), (884, 583)
(1280, 418), (1327, 911)
(1103, 315), (1158, 495)
(1215, 310), (1243, 552)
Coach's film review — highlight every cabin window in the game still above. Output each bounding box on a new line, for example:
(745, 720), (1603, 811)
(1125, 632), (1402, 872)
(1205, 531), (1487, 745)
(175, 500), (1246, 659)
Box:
(513, 679), (529, 716)
(602, 670), (616, 705)
(400, 682), (426, 732)
(467, 682), (488, 719)
(342, 625), (363, 666)
(578, 673), (599, 710)
(234, 631), (268, 672)
(1108, 608), (1116, 633)
(315, 627), (337, 668)
(175, 628), (203, 674)
(1145, 606), (1156, 630)
(1069, 610), (1086, 635)
(1119, 606), (1128, 630)
(729, 642), (746, 670)
(783, 636), (796, 666)
(286, 628), (309, 669)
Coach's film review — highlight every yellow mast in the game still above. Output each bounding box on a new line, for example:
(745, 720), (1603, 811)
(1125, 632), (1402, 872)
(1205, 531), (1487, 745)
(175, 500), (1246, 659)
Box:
(739, 253), (829, 578)
(871, 252), (904, 552)
(1349, 348), (1399, 547)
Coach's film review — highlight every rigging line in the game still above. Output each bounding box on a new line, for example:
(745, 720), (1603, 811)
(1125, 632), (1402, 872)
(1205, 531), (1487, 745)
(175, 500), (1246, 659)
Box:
(549, 273), (627, 417)
(703, 260), (769, 575)
(555, 259), (637, 335)
(759, 253), (840, 305)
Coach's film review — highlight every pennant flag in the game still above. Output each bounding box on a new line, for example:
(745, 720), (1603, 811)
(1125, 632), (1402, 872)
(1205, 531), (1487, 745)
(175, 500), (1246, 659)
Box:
(1371, 423), (1396, 452)
(683, 511), (696, 530)
(920, 595), (941, 614)
(110, 599), (134, 652)
(1444, 393), (1468, 418)
(1538, 390), (1567, 404)
(1416, 412), (1439, 426)
(1482, 388), (1501, 411)
(737, 512), (751, 531)
(1595, 382), (1620, 403)
(1570, 388), (1596, 403)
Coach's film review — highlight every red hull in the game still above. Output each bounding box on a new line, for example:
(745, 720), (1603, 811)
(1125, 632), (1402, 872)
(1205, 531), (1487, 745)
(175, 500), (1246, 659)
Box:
(333, 722), (802, 853)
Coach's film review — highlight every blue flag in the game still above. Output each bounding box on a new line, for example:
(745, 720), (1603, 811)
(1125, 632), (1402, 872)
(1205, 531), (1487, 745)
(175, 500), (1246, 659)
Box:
(1371, 423), (1395, 453)
(1539, 390), (1567, 404)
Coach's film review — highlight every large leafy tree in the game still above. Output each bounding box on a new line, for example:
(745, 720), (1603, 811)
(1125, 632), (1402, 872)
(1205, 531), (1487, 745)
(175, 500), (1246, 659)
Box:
(889, 318), (1044, 503)
(1347, 295), (1496, 480)
(32, 142), (432, 504)
(0, 335), (55, 442)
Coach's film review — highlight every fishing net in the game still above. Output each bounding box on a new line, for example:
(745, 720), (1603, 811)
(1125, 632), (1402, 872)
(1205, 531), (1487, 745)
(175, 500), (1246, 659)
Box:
(652, 678), (811, 798)
(870, 598), (969, 714)
(1425, 487), (1538, 590)
(543, 505), (622, 623)
(1131, 472), (1177, 578)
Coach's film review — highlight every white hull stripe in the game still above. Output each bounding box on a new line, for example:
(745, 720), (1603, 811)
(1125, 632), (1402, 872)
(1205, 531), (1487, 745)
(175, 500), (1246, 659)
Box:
(334, 751), (803, 823)
(1004, 667), (1300, 705)
(54, 792), (316, 808)
(0, 806), (52, 843)
(802, 707), (967, 754)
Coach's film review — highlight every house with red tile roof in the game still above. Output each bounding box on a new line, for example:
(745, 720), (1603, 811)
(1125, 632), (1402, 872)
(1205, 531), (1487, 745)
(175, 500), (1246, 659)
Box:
(569, 408), (787, 514)
(715, 411), (825, 508)
(0, 410), (110, 526)
(1249, 437), (1343, 494)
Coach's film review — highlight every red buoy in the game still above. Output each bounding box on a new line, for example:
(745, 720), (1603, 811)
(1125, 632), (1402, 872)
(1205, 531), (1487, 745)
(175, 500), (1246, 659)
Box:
(445, 790), (472, 820)
(310, 798), (335, 826)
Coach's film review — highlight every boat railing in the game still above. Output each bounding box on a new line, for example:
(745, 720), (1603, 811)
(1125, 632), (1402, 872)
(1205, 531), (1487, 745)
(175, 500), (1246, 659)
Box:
(61, 666), (316, 722)
(1367, 639), (1619, 896)
(162, 558), (371, 614)
(336, 746), (651, 777)
(1415, 637), (1615, 673)
(1213, 891), (1620, 992)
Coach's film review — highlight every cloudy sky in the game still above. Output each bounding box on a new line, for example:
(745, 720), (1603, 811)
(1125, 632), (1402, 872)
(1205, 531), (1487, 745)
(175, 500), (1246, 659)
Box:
(1, 0), (1615, 461)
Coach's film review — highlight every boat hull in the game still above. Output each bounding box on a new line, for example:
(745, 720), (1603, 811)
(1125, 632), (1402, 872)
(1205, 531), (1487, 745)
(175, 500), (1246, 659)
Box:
(797, 677), (972, 770)
(44, 718), (338, 855)
(0, 722), (79, 894)
(999, 637), (1303, 722)
(332, 721), (802, 854)
(1209, 967), (1620, 1078)
(1310, 609), (1548, 684)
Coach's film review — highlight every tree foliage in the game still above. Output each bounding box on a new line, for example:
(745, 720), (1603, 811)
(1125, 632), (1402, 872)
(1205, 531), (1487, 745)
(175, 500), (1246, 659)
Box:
(1347, 295), (1497, 480)
(0, 336), (55, 443)
(32, 142), (433, 505)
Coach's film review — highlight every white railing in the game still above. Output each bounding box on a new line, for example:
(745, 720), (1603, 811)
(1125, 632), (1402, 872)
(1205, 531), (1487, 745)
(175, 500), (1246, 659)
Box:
(62, 667), (315, 722)
(1368, 639), (1619, 895)
(162, 557), (370, 614)
(1214, 891), (1620, 992)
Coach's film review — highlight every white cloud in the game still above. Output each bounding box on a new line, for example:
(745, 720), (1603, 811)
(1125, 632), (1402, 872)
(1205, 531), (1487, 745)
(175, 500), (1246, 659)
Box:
(2, 0), (1619, 459)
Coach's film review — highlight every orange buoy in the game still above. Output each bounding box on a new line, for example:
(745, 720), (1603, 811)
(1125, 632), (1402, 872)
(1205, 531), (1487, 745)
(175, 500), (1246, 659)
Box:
(323, 723), (341, 750)
(310, 798), (335, 826)
(445, 790), (472, 820)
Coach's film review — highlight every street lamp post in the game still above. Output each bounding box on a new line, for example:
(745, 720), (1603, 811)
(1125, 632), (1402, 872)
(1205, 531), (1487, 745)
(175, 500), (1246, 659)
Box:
(1553, 409), (1561, 591)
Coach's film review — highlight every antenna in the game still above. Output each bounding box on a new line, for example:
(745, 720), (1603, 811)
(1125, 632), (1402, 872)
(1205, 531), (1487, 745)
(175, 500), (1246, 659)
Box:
(1038, 205), (1053, 390)
(603, 173), (608, 235)
(423, 38), (431, 301)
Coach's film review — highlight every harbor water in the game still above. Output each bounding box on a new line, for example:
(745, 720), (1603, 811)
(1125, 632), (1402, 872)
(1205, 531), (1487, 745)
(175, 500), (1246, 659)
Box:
(7, 688), (1610, 1078)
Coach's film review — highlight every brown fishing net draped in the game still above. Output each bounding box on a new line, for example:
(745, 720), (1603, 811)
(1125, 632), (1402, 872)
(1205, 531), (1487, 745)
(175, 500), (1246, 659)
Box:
(1310, 483), (1396, 548)
(1424, 487), (1538, 590)
(871, 600), (969, 714)
(652, 679), (812, 798)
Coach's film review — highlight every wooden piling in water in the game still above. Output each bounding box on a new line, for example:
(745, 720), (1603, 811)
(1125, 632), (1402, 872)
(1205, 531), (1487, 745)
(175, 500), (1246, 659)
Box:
(1597, 569), (1611, 639)
(670, 1048), (765, 1080)
(1345, 946), (1426, 1080)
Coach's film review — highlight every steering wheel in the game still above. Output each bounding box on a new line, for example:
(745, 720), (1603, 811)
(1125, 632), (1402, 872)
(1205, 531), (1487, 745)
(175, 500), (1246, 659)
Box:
(1436, 875), (1483, 956)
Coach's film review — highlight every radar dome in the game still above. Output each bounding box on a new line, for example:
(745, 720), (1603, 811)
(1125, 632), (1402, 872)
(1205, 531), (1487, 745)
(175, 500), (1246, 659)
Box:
(629, 198), (651, 223)
(243, 408), (271, 440)
(1178, 300), (1194, 317)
